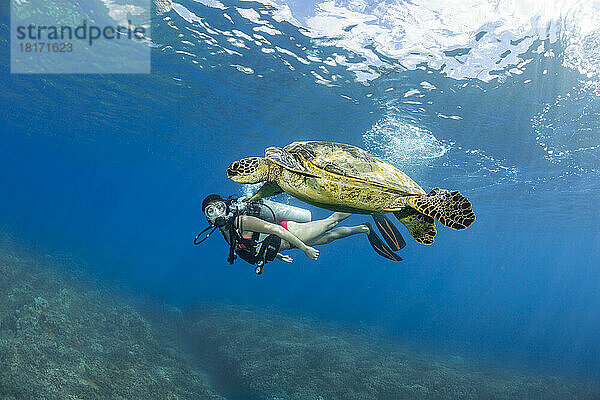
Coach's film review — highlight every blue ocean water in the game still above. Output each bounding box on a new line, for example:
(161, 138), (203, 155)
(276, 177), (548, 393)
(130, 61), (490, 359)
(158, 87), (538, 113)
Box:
(1, 0), (600, 385)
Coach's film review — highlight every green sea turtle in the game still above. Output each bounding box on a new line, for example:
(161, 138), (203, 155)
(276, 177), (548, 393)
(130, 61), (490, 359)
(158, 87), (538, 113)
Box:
(226, 141), (475, 245)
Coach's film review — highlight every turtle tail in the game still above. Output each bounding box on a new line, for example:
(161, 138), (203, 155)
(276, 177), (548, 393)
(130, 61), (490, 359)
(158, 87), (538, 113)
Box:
(407, 188), (475, 230)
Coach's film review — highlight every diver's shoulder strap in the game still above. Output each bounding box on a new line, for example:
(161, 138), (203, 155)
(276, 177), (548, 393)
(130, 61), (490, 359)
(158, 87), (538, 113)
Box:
(227, 219), (237, 264)
(227, 214), (261, 265)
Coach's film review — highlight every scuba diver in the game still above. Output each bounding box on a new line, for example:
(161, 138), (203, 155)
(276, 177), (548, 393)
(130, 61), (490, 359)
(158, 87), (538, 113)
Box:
(195, 194), (404, 275)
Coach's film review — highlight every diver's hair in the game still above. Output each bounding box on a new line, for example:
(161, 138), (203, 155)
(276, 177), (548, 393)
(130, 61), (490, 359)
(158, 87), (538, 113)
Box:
(202, 194), (225, 212)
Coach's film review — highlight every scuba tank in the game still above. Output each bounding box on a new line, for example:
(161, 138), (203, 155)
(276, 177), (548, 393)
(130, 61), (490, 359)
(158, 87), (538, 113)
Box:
(257, 199), (311, 224)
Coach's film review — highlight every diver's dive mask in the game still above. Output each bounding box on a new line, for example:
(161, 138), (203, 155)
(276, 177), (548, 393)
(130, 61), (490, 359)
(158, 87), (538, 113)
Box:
(204, 201), (227, 227)
(194, 198), (231, 245)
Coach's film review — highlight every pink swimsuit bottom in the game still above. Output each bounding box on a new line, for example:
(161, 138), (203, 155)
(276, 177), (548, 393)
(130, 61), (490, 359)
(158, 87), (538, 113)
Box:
(280, 220), (289, 230)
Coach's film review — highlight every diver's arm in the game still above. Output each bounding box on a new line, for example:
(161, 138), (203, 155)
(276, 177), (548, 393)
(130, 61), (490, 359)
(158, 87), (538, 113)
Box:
(238, 215), (319, 260)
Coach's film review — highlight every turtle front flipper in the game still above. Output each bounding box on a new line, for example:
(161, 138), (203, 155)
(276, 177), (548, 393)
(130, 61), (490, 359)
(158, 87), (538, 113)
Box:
(394, 210), (436, 245)
(265, 147), (318, 177)
(407, 188), (475, 230)
(250, 182), (284, 201)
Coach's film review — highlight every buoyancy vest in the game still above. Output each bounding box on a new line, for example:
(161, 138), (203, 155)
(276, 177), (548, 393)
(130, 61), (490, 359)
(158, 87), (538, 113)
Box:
(222, 201), (281, 271)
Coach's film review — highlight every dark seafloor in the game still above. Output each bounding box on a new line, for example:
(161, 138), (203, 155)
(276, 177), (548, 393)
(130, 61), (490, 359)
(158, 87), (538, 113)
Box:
(1, 233), (599, 400)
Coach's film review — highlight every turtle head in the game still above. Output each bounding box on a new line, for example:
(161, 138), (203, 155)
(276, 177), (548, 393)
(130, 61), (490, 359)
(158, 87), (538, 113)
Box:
(227, 157), (271, 183)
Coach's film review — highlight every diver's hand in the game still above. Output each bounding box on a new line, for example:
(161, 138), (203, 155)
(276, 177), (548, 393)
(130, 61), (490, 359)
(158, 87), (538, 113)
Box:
(304, 246), (319, 261)
(277, 253), (293, 263)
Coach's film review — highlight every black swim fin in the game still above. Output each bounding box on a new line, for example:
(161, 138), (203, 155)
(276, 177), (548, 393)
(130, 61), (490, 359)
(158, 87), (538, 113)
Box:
(372, 214), (406, 251)
(365, 222), (403, 262)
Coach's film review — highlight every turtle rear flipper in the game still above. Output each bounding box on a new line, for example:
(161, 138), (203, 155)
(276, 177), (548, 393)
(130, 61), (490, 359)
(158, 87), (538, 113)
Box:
(394, 211), (437, 245)
(407, 188), (475, 230)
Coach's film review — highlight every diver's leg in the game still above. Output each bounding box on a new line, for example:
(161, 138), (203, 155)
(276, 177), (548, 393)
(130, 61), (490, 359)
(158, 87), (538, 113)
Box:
(286, 212), (351, 243)
(307, 225), (369, 246)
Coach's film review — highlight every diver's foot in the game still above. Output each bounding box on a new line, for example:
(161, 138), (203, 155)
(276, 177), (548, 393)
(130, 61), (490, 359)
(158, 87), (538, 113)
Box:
(361, 223), (371, 234)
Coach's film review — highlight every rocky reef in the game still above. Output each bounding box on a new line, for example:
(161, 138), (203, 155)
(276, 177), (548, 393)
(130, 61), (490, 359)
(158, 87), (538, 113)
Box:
(0, 242), (224, 400)
(1, 237), (599, 400)
(186, 306), (600, 400)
